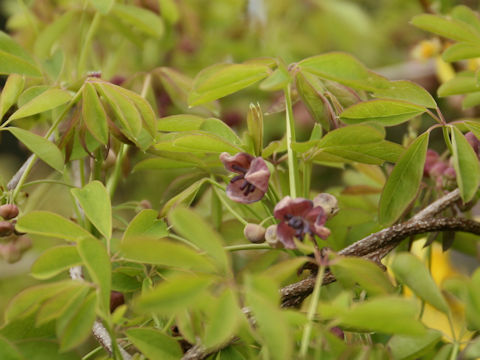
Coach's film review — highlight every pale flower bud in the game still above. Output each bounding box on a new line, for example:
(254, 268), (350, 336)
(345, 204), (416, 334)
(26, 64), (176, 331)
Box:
(265, 225), (283, 248)
(313, 193), (339, 219)
(243, 223), (266, 244)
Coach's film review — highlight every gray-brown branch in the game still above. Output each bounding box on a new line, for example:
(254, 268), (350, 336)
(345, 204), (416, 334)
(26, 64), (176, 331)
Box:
(280, 216), (479, 307)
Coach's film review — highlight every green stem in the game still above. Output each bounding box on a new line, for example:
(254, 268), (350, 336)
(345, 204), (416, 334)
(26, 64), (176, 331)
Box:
(284, 84), (300, 198)
(300, 265), (325, 357)
(22, 179), (74, 188)
(224, 243), (271, 251)
(81, 346), (103, 360)
(106, 144), (128, 198)
(211, 185), (248, 226)
(78, 12), (102, 76)
(303, 161), (312, 198)
(443, 126), (454, 156)
(11, 157), (36, 201)
(449, 341), (459, 360)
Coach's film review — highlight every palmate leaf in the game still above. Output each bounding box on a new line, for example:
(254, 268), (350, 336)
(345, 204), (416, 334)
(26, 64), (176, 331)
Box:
(9, 88), (72, 120)
(0, 32), (41, 77)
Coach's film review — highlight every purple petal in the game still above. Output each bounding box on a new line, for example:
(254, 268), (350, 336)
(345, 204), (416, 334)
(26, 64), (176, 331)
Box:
(226, 181), (266, 204)
(277, 222), (297, 249)
(312, 224), (330, 240)
(274, 197), (313, 220)
(220, 152), (253, 174)
(304, 206), (326, 226)
(245, 157), (270, 193)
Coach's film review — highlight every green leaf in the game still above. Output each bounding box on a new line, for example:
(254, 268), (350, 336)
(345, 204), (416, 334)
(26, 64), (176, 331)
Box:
(0, 336), (23, 360)
(16, 340), (78, 360)
(200, 117), (242, 145)
(391, 252), (449, 313)
(168, 206), (229, 272)
(155, 67), (219, 116)
(463, 93), (480, 109)
(134, 157), (196, 170)
(77, 237), (111, 317)
(466, 269), (480, 330)
(95, 82), (142, 138)
(452, 5), (480, 30)
(36, 285), (90, 326)
(259, 67), (291, 91)
(451, 126), (480, 202)
(9, 88), (72, 120)
(71, 181), (112, 239)
(0, 32), (41, 77)
(34, 11), (77, 59)
(59, 292), (97, 352)
(112, 4), (164, 38)
(173, 132), (243, 154)
(296, 71), (330, 130)
(135, 273), (213, 314)
(189, 63), (271, 106)
(7, 127), (64, 171)
(31, 245), (82, 279)
(379, 132), (429, 225)
(298, 52), (389, 91)
(121, 237), (215, 272)
(372, 80), (437, 108)
(203, 288), (241, 349)
(438, 74), (480, 97)
(5, 281), (78, 321)
(16, 211), (95, 242)
(340, 99), (426, 126)
(158, 0), (179, 24)
(82, 83), (108, 145)
(443, 42), (480, 62)
(126, 328), (183, 360)
(90, 0), (115, 14)
(246, 103), (264, 156)
(411, 14), (480, 42)
(160, 178), (208, 217)
(327, 297), (425, 335)
(245, 275), (292, 360)
(108, 82), (157, 138)
(331, 257), (395, 295)
(157, 114), (205, 132)
(122, 209), (168, 242)
(318, 124), (384, 146)
(0, 74), (24, 119)
(388, 329), (442, 360)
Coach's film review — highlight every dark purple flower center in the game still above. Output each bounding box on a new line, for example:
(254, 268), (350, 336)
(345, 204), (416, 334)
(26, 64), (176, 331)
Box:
(231, 164), (256, 196)
(285, 214), (314, 241)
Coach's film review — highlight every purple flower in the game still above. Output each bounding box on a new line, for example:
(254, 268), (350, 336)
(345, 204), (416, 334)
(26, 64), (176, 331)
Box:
(273, 196), (330, 249)
(220, 152), (270, 204)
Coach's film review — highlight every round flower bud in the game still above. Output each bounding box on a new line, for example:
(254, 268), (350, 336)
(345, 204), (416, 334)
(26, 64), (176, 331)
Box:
(243, 223), (266, 244)
(0, 221), (14, 237)
(0, 204), (19, 220)
(265, 225), (283, 248)
(313, 193), (339, 219)
(1, 243), (21, 264)
(110, 291), (125, 313)
(15, 236), (32, 252)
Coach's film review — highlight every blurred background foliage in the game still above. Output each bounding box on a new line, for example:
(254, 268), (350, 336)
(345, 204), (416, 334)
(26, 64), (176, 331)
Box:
(1, 0), (480, 338)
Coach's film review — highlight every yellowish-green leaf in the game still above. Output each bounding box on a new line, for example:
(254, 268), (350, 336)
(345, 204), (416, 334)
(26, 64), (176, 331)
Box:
(77, 237), (111, 317)
(9, 88), (72, 120)
(7, 127), (64, 171)
(189, 63), (271, 106)
(126, 328), (183, 360)
(379, 132), (429, 225)
(71, 181), (112, 239)
(16, 211), (95, 242)
(112, 4), (164, 38)
(0, 32), (41, 77)
(0, 74), (24, 119)
(31, 245), (82, 279)
(391, 252), (449, 313)
(451, 126), (480, 202)
(82, 83), (108, 145)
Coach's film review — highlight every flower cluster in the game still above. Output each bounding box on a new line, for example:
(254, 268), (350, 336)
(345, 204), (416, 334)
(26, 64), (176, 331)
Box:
(423, 149), (456, 189)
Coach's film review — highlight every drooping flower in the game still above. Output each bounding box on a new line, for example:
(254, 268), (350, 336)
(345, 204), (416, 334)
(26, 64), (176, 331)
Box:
(220, 152), (270, 204)
(273, 196), (330, 249)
